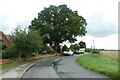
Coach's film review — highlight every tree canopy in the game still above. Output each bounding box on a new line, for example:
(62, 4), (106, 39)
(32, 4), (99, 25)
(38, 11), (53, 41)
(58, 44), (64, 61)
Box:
(70, 44), (80, 52)
(29, 4), (87, 52)
(79, 41), (86, 48)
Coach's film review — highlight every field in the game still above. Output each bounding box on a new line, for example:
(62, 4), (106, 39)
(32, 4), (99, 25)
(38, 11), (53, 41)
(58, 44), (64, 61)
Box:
(101, 51), (119, 59)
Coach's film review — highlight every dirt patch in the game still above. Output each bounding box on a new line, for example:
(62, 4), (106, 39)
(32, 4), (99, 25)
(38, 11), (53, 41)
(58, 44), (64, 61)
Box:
(101, 51), (119, 59)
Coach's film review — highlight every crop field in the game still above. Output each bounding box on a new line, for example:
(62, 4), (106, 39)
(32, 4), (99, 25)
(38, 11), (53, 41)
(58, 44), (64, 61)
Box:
(100, 51), (119, 60)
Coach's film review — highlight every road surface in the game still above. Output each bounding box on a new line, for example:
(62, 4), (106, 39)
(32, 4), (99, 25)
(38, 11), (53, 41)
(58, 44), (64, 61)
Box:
(22, 54), (109, 78)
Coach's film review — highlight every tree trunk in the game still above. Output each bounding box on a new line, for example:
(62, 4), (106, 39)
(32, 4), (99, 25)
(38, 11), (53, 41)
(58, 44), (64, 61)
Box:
(54, 43), (61, 53)
(19, 51), (21, 61)
(50, 42), (53, 47)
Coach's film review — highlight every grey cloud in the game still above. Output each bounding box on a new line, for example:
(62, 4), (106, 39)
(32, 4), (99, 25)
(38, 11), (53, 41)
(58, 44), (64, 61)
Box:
(86, 14), (117, 37)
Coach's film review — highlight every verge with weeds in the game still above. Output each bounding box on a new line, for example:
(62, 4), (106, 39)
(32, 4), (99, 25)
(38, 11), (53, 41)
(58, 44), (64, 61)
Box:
(76, 53), (119, 78)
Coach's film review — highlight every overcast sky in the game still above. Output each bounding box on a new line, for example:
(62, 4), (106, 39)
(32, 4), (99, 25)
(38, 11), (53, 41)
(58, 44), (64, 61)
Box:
(0, 0), (119, 50)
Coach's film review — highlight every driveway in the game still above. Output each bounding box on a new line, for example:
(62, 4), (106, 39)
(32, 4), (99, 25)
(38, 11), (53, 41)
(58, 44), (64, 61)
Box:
(22, 54), (109, 78)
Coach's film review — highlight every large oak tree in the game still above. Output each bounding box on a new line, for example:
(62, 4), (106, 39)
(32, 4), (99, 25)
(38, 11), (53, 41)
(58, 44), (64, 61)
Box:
(29, 4), (87, 52)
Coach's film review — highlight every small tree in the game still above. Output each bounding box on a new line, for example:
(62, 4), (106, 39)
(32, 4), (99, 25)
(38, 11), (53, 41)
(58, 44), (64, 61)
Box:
(11, 27), (43, 60)
(70, 44), (79, 52)
(11, 27), (27, 60)
(27, 30), (43, 56)
(78, 41), (86, 48)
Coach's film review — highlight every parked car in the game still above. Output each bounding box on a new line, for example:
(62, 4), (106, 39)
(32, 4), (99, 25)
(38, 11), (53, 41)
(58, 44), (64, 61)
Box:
(63, 50), (73, 56)
(74, 48), (85, 54)
(74, 50), (81, 54)
(80, 48), (85, 54)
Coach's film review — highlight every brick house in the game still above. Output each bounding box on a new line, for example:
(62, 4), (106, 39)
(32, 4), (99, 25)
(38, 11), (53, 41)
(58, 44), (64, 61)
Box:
(0, 31), (12, 47)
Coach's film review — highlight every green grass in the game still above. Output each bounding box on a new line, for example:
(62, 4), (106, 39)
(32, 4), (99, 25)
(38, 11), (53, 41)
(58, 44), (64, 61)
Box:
(0, 61), (25, 70)
(76, 53), (119, 78)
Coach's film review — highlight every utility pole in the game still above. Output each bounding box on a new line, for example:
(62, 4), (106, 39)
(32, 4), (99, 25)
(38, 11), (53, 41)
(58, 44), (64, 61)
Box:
(93, 39), (95, 49)
(91, 40), (93, 49)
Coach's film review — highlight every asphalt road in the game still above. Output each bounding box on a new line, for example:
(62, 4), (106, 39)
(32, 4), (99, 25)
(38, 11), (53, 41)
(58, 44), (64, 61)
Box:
(22, 54), (109, 78)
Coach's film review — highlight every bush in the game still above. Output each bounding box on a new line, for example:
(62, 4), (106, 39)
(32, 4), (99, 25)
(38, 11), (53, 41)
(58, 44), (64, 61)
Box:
(47, 51), (55, 54)
(31, 52), (38, 56)
(2, 47), (18, 59)
(2, 45), (7, 50)
(2, 48), (14, 59)
(2, 49), (10, 59)
(85, 48), (91, 52)
(85, 48), (100, 54)
(92, 49), (100, 54)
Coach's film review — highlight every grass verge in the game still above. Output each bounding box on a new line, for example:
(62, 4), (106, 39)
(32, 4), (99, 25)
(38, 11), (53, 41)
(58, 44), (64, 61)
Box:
(0, 61), (25, 70)
(0, 54), (59, 71)
(76, 53), (119, 78)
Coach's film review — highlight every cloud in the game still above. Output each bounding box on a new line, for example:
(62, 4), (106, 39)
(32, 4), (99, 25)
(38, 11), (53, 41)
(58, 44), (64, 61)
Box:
(94, 34), (118, 50)
(0, 13), (31, 34)
(86, 13), (118, 37)
(0, 14), (15, 34)
(0, 0), (118, 35)
(0, 0), (118, 50)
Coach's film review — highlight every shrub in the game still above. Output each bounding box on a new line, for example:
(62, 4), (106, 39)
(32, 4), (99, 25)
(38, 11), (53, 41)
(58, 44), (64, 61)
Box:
(2, 47), (18, 59)
(85, 48), (99, 54)
(92, 49), (100, 54)
(85, 48), (91, 52)
(2, 45), (7, 50)
(2, 49), (10, 59)
(31, 52), (38, 56)
(47, 51), (55, 54)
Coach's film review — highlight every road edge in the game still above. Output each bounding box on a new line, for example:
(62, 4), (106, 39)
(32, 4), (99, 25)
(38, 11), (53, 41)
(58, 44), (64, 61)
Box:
(18, 59), (41, 78)
(18, 56), (61, 78)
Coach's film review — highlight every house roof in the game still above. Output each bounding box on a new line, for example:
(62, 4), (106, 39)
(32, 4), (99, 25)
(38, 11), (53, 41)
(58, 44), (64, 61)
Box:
(5, 34), (11, 40)
(0, 31), (11, 40)
(0, 31), (12, 46)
